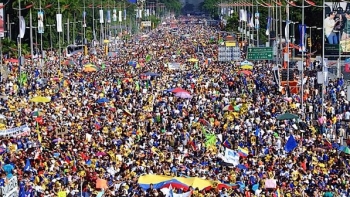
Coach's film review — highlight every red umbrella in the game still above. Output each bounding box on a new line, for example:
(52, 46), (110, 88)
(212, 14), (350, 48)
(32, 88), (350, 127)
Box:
(6, 58), (19, 63)
(171, 87), (189, 94)
(238, 70), (252, 75)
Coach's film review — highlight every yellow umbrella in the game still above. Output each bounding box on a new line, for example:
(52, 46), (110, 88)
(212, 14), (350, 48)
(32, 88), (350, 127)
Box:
(188, 58), (199, 62)
(84, 63), (96, 68)
(30, 96), (51, 103)
(83, 67), (97, 72)
(241, 65), (253, 70)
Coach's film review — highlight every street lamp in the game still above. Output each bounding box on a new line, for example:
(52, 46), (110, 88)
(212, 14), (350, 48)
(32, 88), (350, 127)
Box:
(46, 24), (55, 51)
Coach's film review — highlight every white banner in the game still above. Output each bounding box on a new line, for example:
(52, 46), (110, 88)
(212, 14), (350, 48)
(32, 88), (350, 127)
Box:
(0, 125), (30, 137)
(38, 11), (44, 34)
(223, 148), (239, 166)
(118, 10), (122, 22)
(56, 14), (62, 32)
(19, 16), (25, 38)
(0, 176), (19, 197)
(113, 9), (117, 22)
(99, 9), (104, 24)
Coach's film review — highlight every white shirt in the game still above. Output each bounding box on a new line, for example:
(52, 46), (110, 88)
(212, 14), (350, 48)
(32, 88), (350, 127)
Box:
(324, 17), (335, 36)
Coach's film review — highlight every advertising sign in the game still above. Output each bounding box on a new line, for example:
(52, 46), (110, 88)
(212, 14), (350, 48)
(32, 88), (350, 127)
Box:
(324, 2), (350, 56)
(0, 3), (4, 38)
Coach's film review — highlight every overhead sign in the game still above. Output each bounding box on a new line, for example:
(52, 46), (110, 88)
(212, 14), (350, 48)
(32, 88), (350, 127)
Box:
(247, 47), (273, 60)
(141, 21), (151, 27)
(218, 46), (241, 62)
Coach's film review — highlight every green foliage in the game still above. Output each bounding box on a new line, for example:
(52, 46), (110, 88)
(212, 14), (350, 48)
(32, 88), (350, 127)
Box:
(224, 13), (239, 32)
(203, 0), (219, 17)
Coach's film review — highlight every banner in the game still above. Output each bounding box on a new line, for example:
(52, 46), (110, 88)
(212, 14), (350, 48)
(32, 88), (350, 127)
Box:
(99, 9), (104, 23)
(38, 11), (44, 34)
(124, 9), (126, 21)
(266, 17), (271, 36)
(324, 2), (350, 56)
(56, 14), (62, 32)
(82, 11), (86, 28)
(0, 3), (4, 38)
(222, 148), (239, 166)
(285, 21), (290, 42)
(0, 176), (19, 197)
(119, 10), (122, 22)
(0, 125), (30, 137)
(112, 9), (117, 22)
(299, 24), (306, 52)
(255, 13), (260, 29)
(19, 16), (26, 38)
(107, 10), (111, 23)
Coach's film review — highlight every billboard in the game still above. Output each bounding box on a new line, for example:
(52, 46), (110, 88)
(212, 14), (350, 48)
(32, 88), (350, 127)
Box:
(324, 2), (350, 56)
(0, 3), (4, 38)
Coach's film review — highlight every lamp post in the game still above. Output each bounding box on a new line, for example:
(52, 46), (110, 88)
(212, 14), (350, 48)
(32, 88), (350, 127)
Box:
(46, 24), (55, 51)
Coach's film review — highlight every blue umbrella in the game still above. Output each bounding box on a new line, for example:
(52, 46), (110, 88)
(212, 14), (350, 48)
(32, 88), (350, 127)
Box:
(332, 143), (340, 150)
(96, 98), (109, 104)
(143, 72), (161, 77)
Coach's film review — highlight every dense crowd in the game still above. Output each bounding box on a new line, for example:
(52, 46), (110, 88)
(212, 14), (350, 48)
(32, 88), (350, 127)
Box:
(0, 16), (349, 197)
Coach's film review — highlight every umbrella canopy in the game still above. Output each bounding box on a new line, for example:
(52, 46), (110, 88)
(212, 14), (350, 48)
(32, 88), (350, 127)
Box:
(83, 67), (97, 72)
(241, 65), (253, 70)
(276, 113), (299, 120)
(188, 58), (199, 62)
(240, 60), (253, 66)
(143, 72), (161, 77)
(30, 96), (51, 103)
(171, 87), (189, 94)
(238, 70), (252, 75)
(175, 92), (192, 99)
(62, 60), (76, 66)
(339, 146), (350, 154)
(84, 63), (95, 67)
(223, 105), (234, 111)
(96, 98), (109, 104)
(6, 58), (19, 63)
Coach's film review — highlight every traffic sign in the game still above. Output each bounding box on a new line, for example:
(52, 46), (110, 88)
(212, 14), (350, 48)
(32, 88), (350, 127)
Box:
(247, 47), (273, 60)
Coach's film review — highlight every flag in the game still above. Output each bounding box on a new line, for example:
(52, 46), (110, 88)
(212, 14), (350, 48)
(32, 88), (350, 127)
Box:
(19, 16), (26, 38)
(83, 11), (87, 27)
(299, 24), (307, 52)
(254, 127), (260, 137)
(107, 10), (111, 23)
(113, 9), (117, 22)
(38, 11), (44, 34)
(94, 122), (102, 130)
(118, 10), (122, 22)
(223, 139), (232, 148)
(237, 146), (249, 157)
(56, 14), (62, 32)
(249, 13), (254, 28)
(18, 73), (27, 85)
(285, 20), (290, 42)
(266, 17), (271, 35)
(284, 134), (298, 153)
(99, 9), (104, 23)
(145, 54), (151, 62)
(24, 159), (31, 171)
(128, 0), (137, 3)
(255, 13), (260, 29)
(135, 81), (140, 91)
(124, 9), (126, 21)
